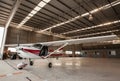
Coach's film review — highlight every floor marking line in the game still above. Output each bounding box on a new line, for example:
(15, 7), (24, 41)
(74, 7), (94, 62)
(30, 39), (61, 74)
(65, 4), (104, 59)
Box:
(0, 71), (23, 78)
(4, 60), (17, 70)
(0, 75), (6, 77)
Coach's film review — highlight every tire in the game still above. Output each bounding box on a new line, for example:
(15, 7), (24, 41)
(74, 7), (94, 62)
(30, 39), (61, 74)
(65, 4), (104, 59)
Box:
(18, 67), (23, 70)
(11, 54), (17, 60)
(30, 61), (34, 66)
(48, 62), (52, 68)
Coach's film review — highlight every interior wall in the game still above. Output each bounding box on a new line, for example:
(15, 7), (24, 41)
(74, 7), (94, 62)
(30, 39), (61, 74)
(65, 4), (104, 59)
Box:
(6, 27), (63, 44)
(81, 49), (120, 58)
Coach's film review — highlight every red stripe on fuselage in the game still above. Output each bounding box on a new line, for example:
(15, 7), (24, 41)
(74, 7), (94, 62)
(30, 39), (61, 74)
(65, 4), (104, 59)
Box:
(23, 49), (40, 55)
(23, 48), (63, 56)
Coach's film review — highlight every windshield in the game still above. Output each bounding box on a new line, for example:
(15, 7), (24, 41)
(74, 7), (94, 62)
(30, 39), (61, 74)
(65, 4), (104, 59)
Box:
(33, 44), (42, 49)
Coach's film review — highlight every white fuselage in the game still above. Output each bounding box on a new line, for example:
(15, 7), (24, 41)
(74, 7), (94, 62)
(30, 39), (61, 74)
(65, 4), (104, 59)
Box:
(16, 46), (63, 59)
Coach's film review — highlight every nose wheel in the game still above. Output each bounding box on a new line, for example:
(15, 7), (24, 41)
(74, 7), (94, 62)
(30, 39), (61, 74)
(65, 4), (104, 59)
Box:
(48, 62), (52, 68)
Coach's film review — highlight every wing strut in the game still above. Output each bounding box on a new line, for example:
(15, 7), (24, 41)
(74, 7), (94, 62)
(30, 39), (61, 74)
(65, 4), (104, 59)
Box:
(44, 43), (68, 58)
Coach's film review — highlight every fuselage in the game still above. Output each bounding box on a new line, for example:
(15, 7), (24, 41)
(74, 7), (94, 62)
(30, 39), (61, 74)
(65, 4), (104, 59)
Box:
(16, 45), (63, 59)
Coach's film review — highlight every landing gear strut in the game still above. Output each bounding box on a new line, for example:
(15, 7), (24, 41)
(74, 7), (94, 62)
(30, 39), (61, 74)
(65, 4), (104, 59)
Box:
(48, 62), (52, 68)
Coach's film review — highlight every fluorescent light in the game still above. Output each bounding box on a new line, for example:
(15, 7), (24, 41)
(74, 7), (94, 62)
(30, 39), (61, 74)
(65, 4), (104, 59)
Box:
(112, 1), (120, 6)
(34, 6), (42, 11)
(110, 0), (120, 7)
(28, 13), (34, 17)
(20, 22), (25, 25)
(81, 12), (89, 17)
(26, 16), (31, 20)
(31, 10), (37, 14)
(43, 0), (51, 3)
(97, 24), (104, 27)
(75, 16), (80, 19)
(22, 19), (28, 22)
(38, 1), (46, 7)
(65, 21), (70, 23)
(104, 22), (112, 25)
(90, 8), (99, 13)
(101, 0), (120, 9)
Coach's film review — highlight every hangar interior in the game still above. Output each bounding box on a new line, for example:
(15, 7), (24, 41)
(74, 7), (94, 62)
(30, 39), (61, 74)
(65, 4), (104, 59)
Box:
(0, 0), (120, 81)
(0, 0), (120, 58)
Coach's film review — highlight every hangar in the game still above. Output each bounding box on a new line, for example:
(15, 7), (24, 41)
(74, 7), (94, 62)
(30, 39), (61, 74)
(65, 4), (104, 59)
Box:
(0, 0), (120, 81)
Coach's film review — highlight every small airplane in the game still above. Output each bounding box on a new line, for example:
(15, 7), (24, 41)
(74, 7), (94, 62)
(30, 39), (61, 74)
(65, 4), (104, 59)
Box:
(5, 35), (118, 69)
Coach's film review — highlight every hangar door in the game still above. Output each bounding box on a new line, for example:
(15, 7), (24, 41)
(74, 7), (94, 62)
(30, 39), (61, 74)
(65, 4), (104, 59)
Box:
(0, 26), (4, 58)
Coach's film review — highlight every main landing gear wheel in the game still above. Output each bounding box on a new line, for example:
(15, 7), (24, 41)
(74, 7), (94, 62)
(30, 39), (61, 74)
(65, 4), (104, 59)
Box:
(18, 67), (23, 70)
(30, 61), (34, 66)
(48, 62), (52, 68)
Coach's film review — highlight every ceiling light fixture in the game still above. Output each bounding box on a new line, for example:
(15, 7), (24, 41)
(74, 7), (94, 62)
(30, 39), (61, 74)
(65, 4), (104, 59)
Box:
(34, 6), (42, 11)
(89, 14), (93, 20)
(38, 1), (46, 7)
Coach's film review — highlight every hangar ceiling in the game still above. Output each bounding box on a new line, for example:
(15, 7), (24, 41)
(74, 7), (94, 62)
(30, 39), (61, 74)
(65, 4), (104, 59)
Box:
(0, 0), (120, 39)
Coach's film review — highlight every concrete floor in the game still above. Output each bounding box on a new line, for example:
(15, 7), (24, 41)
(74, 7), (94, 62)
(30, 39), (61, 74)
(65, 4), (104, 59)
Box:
(0, 57), (120, 81)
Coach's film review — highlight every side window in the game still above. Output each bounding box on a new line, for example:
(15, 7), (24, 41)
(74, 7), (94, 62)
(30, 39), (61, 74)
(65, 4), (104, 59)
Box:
(95, 51), (100, 55)
(33, 44), (42, 49)
(65, 51), (72, 54)
(109, 50), (116, 56)
(75, 51), (80, 55)
(83, 52), (87, 56)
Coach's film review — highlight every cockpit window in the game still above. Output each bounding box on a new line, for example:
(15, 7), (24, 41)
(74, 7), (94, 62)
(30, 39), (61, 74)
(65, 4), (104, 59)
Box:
(33, 44), (42, 49)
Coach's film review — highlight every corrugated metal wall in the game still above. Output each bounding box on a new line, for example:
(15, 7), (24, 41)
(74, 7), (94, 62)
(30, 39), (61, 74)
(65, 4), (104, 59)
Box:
(6, 27), (62, 44)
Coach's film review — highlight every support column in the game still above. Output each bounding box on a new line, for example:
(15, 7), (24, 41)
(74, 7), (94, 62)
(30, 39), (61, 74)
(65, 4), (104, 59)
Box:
(79, 44), (83, 57)
(0, 0), (22, 59)
(72, 45), (76, 57)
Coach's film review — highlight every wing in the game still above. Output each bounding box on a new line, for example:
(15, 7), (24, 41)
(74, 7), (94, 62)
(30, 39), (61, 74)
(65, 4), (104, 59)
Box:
(5, 35), (118, 47)
(40, 35), (118, 46)
(5, 43), (34, 47)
